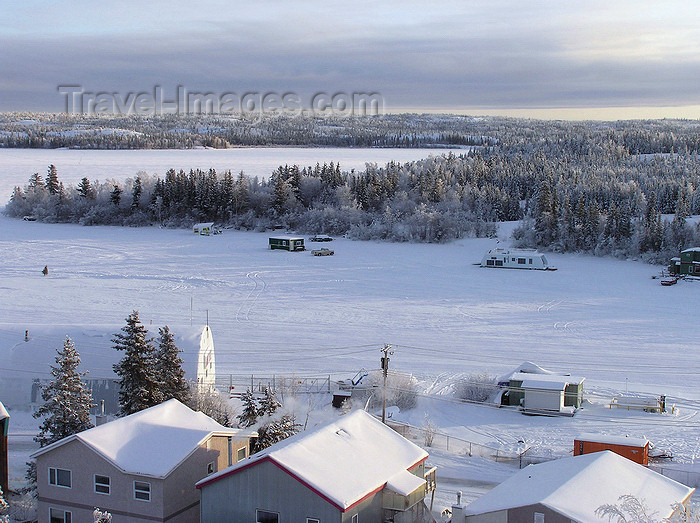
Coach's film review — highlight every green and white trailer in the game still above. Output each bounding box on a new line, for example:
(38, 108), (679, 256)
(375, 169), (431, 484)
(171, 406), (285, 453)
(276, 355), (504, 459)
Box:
(269, 236), (305, 251)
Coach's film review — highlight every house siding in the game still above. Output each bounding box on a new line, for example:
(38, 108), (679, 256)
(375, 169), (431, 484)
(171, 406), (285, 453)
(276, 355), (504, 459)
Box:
(507, 503), (573, 523)
(36, 439), (165, 523)
(200, 460), (345, 522)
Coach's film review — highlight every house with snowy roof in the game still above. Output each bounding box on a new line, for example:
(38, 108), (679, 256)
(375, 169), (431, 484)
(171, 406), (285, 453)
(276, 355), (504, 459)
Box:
(196, 409), (438, 523)
(31, 399), (255, 523)
(451, 451), (694, 523)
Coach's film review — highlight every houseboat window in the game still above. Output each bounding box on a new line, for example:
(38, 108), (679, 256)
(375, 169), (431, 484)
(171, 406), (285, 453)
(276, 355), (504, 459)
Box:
(512, 258), (516, 261)
(529, 259), (532, 264)
(486, 260), (494, 266)
(495, 260), (503, 266)
(518, 258), (526, 264)
(134, 481), (151, 501)
(256, 509), (280, 523)
(49, 467), (71, 488)
(94, 474), (110, 495)
(237, 447), (247, 461)
(50, 508), (72, 523)
(206, 462), (215, 475)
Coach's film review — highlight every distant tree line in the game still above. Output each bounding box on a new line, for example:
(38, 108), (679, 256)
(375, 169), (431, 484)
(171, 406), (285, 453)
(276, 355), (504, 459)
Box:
(6, 116), (700, 258)
(0, 113), (494, 149)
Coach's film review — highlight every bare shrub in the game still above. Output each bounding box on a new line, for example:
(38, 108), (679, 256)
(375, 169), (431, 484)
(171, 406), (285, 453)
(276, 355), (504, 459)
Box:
(356, 371), (419, 411)
(455, 373), (497, 403)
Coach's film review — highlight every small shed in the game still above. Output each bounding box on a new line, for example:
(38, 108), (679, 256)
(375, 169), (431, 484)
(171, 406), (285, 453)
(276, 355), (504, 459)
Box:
(574, 433), (650, 465)
(0, 401), (8, 493)
(502, 372), (585, 412)
(269, 236), (305, 251)
(193, 222), (219, 235)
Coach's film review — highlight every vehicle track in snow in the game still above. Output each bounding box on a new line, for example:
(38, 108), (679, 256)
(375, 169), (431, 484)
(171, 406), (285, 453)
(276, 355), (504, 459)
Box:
(235, 272), (267, 323)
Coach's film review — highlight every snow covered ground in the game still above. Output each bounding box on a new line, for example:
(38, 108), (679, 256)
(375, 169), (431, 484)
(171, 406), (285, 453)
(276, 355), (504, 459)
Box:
(2, 212), (700, 513)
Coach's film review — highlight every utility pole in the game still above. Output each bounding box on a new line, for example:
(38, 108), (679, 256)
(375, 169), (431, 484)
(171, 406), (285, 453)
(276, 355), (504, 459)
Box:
(381, 344), (394, 424)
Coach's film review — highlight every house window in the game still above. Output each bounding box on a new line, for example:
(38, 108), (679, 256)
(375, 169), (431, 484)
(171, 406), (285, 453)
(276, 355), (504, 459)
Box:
(529, 258), (533, 264)
(94, 474), (110, 495)
(50, 508), (72, 523)
(518, 258), (526, 264)
(207, 462), (215, 475)
(534, 513), (545, 523)
(49, 467), (71, 488)
(134, 481), (151, 501)
(352, 515), (359, 523)
(256, 509), (279, 523)
(237, 447), (247, 461)
(307, 519), (320, 523)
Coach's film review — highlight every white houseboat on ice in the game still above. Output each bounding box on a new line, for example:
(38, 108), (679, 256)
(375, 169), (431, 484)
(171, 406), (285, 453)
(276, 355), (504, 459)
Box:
(480, 248), (556, 270)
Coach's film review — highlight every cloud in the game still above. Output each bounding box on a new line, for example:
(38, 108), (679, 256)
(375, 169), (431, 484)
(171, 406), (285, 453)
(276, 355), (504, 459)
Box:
(1, 1), (699, 114)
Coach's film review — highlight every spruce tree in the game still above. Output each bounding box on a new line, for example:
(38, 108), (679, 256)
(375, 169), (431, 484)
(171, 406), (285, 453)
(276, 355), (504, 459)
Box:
(45, 165), (59, 195)
(33, 337), (93, 448)
(155, 326), (190, 404)
(110, 185), (122, 206)
(77, 177), (93, 199)
(237, 389), (258, 427)
(253, 414), (300, 453)
(132, 176), (142, 210)
(113, 311), (162, 416)
(257, 387), (281, 418)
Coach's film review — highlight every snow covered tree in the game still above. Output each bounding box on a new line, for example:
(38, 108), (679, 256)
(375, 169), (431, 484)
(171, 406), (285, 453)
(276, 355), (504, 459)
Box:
(237, 389), (258, 427)
(33, 337), (93, 447)
(112, 311), (162, 416)
(45, 164), (59, 195)
(253, 414), (300, 452)
(132, 176), (142, 209)
(110, 185), (122, 206)
(187, 386), (234, 427)
(93, 507), (113, 522)
(77, 177), (94, 199)
(595, 494), (658, 523)
(257, 387), (281, 418)
(154, 326), (190, 404)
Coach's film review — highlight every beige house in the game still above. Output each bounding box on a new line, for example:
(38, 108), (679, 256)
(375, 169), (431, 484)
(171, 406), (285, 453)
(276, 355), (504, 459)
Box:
(31, 399), (254, 523)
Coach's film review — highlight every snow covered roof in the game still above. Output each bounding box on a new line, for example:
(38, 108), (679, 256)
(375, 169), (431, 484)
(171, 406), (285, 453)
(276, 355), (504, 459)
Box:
(196, 409), (428, 511)
(511, 372), (585, 386)
(464, 451), (694, 522)
(575, 433), (649, 447)
(0, 401), (8, 421)
(31, 399), (251, 478)
(193, 222), (214, 227)
(497, 361), (557, 384)
(682, 247), (700, 253)
(520, 379), (568, 390)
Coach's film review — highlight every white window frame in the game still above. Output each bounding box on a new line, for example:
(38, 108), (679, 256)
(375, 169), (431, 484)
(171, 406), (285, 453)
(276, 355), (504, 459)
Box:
(307, 519), (320, 523)
(237, 447), (247, 461)
(256, 509), (280, 523)
(134, 480), (151, 502)
(352, 515), (359, 523)
(49, 507), (72, 523)
(206, 461), (215, 475)
(94, 474), (110, 495)
(48, 467), (72, 488)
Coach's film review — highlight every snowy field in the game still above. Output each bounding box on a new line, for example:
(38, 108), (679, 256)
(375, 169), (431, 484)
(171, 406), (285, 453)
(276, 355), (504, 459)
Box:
(0, 147), (455, 202)
(1, 148), (700, 515)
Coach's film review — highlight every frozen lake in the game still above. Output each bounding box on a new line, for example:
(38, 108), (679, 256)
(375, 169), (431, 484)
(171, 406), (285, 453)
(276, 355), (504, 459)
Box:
(0, 147), (456, 201)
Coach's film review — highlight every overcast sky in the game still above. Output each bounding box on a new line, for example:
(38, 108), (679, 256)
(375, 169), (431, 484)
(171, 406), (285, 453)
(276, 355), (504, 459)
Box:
(1, 0), (699, 118)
